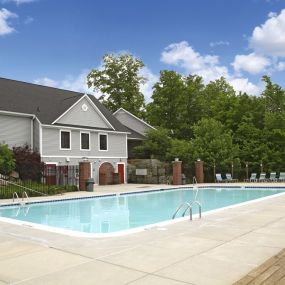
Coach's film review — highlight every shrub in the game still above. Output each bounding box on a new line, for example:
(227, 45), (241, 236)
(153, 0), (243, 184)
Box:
(0, 144), (15, 175)
(13, 145), (43, 182)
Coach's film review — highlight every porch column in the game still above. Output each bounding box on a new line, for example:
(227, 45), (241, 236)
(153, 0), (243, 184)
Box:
(195, 159), (204, 183)
(79, 161), (91, 191)
(172, 159), (182, 185)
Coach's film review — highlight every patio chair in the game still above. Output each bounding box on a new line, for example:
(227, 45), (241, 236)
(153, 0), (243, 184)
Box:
(215, 173), (226, 183)
(278, 172), (285, 182)
(225, 173), (238, 182)
(257, 172), (267, 182)
(248, 173), (257, 182)
(269, 172), (277, 182)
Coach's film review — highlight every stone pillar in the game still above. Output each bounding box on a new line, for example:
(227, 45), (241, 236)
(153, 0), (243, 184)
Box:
(79, 161), (91, 191)
(195, 160), (204, 183)
(172, 160), (182, 185)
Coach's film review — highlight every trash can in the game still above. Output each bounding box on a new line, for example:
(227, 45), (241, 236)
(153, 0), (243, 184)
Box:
(86, 178), (95, 192)
(182, 174), (186, 185)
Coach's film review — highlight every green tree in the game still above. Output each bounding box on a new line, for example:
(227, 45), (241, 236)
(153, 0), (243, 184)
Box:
(176, 75), (204, 139)
(191, 118), (239, 181)
(133, 128), (171, 160)
(87, 53), (146, 117)
(0, 144), (15, 175)
(146, 70), (185, 134)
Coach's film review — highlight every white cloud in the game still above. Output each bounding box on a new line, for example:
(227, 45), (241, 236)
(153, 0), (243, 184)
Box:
(275, 61), (285, 71)
(34, 70), (100, 97)
(232, 53), (271, 74)
(250, 9), (285, 56)
(0, 8), (17, 36)
(161, 41), (260, 95)
(229, 78), (261, 95)
(1, 0), (36, 5)
(209, 41), (230, 47)
(139, 67), (158, 102)
(34, 77), (57, 87)
(161, 41), (228, 83)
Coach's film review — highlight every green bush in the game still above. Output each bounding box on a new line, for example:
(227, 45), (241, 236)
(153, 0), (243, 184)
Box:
(0, 144), (15, 175)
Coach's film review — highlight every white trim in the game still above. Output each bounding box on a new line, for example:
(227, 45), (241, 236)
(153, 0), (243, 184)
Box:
(59, 129), (72, 150)
(41, 123), (130, 135)
(0, 110), (35, 118)
(117, 162), (126, 184)
(30, 118), (34, 150)
(39, 122), (43, 155)
(52, 94), (115, 130)
(41, 155), (128, 159)
(113, 107), (155, 130)
(44, 162), (58, 166)
(80, 131), (91, 151)
(125, 134), (128, 158)
(98, 133), (108, 152)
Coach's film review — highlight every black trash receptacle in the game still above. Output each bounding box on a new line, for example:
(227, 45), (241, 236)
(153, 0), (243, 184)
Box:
(86, 178), (95, 192)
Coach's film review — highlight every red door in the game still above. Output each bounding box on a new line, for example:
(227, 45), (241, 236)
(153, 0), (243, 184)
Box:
(117, 164), (125, 184)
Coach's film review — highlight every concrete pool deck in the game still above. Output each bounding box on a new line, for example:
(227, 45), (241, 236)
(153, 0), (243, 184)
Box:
(0, 183), (284, 284)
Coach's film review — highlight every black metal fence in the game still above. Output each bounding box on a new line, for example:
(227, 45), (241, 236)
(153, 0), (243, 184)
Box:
(0, 165), (79, 199)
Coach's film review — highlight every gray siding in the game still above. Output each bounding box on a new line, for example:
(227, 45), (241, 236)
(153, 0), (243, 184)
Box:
(42, 126), (127, 158)
(0, 114), (32, 148)
(57, 98), (111, 129)
(33, 119), (40, 152)
(114, 110), (152, 136)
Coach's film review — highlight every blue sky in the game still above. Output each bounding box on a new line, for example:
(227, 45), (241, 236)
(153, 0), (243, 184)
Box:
(1, 0), (285, 100)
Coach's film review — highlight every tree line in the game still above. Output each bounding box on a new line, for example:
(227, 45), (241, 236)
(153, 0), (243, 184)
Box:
(88, 54), (285, 181)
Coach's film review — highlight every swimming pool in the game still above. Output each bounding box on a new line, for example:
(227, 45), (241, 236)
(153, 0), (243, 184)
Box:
(0, 187), (284, 236)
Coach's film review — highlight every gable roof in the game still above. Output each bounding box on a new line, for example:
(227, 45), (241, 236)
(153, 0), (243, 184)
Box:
(0, 77), (128, 132)
(113, 107), (155, 130)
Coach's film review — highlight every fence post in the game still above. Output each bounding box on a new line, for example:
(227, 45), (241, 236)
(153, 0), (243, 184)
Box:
(79, 161), (91, 191)
(195, 159), (204, 183)
(172, 159), (182, 185)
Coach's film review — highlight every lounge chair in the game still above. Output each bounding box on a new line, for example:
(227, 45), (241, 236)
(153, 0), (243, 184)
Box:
(278, 172), (285, 182)
(269, 172), (277, 182)
(215, 173), (226, 183)
(225, 173), (238, 182)
(257, 172), (267, 182)
(248, 173), (257, 182)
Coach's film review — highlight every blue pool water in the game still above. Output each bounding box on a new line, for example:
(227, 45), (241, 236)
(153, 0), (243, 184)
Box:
(0, 187), (284, 234)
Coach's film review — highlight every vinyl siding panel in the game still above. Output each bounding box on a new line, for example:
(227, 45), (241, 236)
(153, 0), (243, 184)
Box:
(42, 126), (127, 157)
(0, 114), (31, 148)
(56, 98), (111, 129)
(114, 111), (151, 136)
(33, 119), (40, 152)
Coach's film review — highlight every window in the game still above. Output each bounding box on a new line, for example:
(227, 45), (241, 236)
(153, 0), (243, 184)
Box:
(81, 132), (90, 150)
(99, 134), (108, 151)
(60, 130), (71, 150)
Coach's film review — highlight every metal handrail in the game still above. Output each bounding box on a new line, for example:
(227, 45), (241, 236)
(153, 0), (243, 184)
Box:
(189, 201), (202, 220)
(0, 178), (48, 197)
(22, 191), (29, 203)
(12, 192), (20, 203)
(173, 201), (202, 221)
(172, 202), (191, 219)
(193, 176), (197, 185)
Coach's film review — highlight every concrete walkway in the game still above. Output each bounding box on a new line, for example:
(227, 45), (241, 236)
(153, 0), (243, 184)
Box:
(0, 183), (284, 284)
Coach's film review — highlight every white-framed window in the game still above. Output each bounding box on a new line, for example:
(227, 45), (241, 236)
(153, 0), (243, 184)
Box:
(80, 131), (90, 151)
(60, 130), (71, 150)
(99, 133), (108, 151)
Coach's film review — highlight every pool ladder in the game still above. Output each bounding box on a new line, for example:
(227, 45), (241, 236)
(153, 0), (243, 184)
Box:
(172, 201), (202, 220)
(13, 191), (29, 204)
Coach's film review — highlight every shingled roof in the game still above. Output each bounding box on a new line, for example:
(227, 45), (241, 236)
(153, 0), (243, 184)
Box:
(0, 77), (128, 132)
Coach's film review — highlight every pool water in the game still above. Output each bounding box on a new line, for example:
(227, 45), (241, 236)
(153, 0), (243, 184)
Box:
(0, 188), (284, 234)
